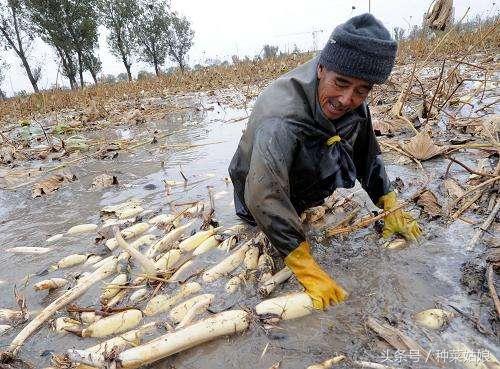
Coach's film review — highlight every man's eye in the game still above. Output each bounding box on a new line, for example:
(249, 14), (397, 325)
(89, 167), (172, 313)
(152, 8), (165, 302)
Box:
(334, 81), (349, 88)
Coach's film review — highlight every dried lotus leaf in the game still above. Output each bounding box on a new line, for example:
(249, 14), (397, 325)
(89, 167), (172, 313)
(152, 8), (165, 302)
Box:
(32, 170), (76, 198)
(401, 132), (447, 160)
(443, 178), (464, 200)
(416, 189), (441, 218)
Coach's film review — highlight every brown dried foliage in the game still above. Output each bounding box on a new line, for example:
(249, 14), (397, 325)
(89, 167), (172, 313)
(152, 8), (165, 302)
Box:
(1, 18), (498, 122)
(0, 54), (313, 122)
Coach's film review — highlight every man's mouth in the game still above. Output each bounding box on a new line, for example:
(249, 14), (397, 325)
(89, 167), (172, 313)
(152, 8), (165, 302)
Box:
(327, 100), (345, 115)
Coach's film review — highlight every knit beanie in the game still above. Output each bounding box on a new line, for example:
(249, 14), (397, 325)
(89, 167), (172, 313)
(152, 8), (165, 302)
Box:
(319, 13), (397, 84)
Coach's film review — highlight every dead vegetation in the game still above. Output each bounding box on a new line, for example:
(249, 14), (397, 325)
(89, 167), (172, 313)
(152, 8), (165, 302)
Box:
(0, 14), (499, 369)
(0, 15), (498, 123)
(0, 53), (313, 123)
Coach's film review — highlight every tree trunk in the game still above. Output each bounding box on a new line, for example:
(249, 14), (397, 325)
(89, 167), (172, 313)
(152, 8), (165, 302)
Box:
(125, 64), (132, 81)
(19, 55), (39, 93)
(58, 47), (77, 90)
(117, 33), (133, 82)
(153, 55), (160, 76)
(0, 6), (39, 93)
(77, 51), (84, 88)
(89, 67), (98, 85)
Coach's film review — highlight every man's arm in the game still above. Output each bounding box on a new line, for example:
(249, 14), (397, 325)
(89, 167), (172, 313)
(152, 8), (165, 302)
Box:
(354, 106), (421, 240)
(244, 120), (304, 257)
(244, 119), (348, 309)
(352, 106), (391, 204)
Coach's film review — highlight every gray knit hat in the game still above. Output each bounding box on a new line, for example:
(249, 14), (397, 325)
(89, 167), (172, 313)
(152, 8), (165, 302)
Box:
(319, 13), (397, 84)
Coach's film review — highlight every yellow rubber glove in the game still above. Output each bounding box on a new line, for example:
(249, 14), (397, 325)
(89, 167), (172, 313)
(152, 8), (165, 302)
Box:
(377, 191), (421, 241)
(284, 241), (348, 310)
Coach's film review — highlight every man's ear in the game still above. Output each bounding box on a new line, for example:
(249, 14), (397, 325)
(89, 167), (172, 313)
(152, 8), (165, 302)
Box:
(317, 64), (324, 80)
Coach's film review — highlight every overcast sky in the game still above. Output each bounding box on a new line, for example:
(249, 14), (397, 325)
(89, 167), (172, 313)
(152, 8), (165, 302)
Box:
(1, 0), (497, 96)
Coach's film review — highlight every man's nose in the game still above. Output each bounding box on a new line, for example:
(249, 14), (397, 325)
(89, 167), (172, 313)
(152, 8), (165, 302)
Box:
(337, 89), (354, 107)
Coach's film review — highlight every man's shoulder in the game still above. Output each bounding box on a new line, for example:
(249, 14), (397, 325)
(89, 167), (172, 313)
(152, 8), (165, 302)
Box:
(250, 57), (318, 126)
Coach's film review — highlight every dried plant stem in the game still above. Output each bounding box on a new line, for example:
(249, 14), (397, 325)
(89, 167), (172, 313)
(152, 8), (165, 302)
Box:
(443, 22), (498, 82)
(159, 141), (225, 150)
(437, 80), (464, 113)
(425, 59), (446, 125)
(445, 155), (496, 178)
(5, 129), (187, 191)
(451, 191), (483, 219)
(354, 361), (402, 369)
(475, 98), (500, 113)
(487, 265), (500, 317)
(396, 114), (419, 135)
(397, 61), (417, 117)
(393, 7), (471, 124)
(421, 7), (470, 68)
(447, 59), (487, 70)
(466, 197), (500, 251)
(450, 176), (500, 211)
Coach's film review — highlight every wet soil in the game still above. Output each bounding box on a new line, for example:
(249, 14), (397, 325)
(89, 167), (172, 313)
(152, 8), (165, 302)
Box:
(0, 87), (498, 369)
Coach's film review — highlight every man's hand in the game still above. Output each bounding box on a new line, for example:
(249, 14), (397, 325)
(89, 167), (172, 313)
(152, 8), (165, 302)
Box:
(377, 191), (421, 241)
(284, 241), (348, 310)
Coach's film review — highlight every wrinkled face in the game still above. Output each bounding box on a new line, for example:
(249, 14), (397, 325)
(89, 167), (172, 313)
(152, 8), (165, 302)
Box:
(317, 64), (372, 121)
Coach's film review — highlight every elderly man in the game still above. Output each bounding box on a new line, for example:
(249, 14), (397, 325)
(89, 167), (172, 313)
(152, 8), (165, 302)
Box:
(228, 14), (421, 310)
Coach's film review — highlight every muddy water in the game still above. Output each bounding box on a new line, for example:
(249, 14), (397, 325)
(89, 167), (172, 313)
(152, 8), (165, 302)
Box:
(0, 90), (498, 369)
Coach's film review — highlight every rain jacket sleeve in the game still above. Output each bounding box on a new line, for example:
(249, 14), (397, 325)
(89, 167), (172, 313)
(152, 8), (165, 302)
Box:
(352, 106), (391, 205)
(244, 119), (305, 257)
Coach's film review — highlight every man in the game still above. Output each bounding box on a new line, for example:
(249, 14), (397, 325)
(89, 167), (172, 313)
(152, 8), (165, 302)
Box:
(228, 14), (421, 310)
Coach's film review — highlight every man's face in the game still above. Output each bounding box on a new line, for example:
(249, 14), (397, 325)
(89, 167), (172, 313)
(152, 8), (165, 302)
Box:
(316, 64), (372, 121)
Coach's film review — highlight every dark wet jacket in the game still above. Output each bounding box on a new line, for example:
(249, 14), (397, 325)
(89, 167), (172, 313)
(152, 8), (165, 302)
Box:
(228, 56), (391, 257)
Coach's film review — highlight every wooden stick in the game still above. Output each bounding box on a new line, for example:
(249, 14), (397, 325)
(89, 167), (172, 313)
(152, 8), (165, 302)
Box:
(466, 197), (500, 251)
(425, 59), (446, 125)
(444, 155), (496, 178)
(451, 191), (483, 219)
(487, 265), (500, 317)
(450, 176), (500, 211)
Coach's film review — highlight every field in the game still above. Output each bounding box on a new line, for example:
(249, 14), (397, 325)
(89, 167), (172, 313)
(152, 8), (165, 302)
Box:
(0, 18), (498, 369)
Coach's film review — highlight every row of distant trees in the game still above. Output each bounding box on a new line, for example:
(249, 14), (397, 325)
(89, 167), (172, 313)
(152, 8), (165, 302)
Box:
(0, 0), (194, 94)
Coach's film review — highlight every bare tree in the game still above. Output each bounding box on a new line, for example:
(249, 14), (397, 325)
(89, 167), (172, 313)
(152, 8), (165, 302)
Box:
(98, 0), (138, 81)
(27, 0), (99, 89)
(133, 0), (170, 76)
(262, 44), (279, 59)
(59, 0), (99, 87)
(0, 58), (7, 98)
(166, 12), (193, 72)
(83, 53), (101, 84)
(0, 0), (40, 92)
(393, 27), (405, 41)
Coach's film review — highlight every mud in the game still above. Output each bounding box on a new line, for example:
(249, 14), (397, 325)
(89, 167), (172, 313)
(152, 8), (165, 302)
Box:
(0, 84), (499, 369)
